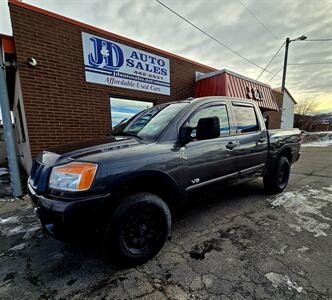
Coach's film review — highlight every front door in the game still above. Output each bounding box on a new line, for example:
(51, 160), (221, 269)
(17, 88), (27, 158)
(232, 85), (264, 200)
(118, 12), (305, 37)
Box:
(182, 102), (238, 191)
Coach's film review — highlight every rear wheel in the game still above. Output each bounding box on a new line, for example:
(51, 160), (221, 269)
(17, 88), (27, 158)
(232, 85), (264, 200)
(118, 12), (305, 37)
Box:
(263, 156), (291, 194)
(104, 192), (171, 265)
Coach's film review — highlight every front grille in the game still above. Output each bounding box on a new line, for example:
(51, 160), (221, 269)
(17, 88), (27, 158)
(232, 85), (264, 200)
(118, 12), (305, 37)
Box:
(30, 161), (52, 193)
(30, 161), (43, 186)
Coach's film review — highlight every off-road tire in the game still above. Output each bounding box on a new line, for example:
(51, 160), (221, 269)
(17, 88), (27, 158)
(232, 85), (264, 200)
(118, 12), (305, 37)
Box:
(104, 192), (171, 265)
(263, 156), (291, 194)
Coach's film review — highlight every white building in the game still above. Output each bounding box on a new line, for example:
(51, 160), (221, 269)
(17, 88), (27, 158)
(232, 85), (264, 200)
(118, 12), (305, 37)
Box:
(274, 87), (297, 129)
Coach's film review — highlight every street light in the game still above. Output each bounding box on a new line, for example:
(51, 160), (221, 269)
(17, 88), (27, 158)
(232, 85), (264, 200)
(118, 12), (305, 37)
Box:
(281, 35), (308, 93)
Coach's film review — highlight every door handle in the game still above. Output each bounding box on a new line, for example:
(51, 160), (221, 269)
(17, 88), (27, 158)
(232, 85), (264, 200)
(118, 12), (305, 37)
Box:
(258, 137), (266, 143)
(226, 141), (238, 150)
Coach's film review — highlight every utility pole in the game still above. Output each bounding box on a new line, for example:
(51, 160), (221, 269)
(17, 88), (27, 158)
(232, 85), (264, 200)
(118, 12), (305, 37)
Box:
(281, 37), (290, 94)
(0, 63), (22, 197)
(281, 35), (307, 94)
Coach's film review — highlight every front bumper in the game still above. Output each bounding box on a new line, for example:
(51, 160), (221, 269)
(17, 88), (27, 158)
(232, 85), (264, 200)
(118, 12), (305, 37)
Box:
(28, 183), (110, 239)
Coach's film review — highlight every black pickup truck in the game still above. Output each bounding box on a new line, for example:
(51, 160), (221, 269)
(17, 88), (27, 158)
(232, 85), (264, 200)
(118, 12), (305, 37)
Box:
(28, 96), (301, 264)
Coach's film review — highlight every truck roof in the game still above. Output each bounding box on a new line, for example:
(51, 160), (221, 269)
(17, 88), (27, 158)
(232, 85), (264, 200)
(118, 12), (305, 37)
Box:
(185, 96), (258, 106)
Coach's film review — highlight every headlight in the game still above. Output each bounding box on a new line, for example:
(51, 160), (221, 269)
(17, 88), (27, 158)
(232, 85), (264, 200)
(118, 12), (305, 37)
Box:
(49, 162), (98, 192)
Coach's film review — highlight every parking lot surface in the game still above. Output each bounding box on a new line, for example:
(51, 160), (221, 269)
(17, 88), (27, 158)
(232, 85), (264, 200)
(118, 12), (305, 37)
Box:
(0, 146), (331, 300)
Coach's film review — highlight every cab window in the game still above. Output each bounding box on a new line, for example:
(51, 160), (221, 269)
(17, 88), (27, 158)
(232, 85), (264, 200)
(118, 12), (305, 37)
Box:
(189, 105), (230, 138)
(232, 104), (259, 133)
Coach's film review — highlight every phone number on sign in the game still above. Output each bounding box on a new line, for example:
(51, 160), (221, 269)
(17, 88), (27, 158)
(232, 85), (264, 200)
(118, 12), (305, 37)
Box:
(134, 71), (165, 81)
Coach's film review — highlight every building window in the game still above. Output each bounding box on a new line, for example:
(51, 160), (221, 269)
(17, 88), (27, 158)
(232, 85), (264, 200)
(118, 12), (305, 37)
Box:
(232, 104), (259, 133)
(110, 97), (153, 128)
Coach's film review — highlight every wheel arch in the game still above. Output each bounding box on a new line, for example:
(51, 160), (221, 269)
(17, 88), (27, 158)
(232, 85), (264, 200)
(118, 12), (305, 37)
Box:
(106, 170), (183, 210)
(279, 146), (292, 163)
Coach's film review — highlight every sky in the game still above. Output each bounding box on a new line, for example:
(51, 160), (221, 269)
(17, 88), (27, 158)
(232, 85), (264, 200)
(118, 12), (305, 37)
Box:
(1, 0), (332, 113)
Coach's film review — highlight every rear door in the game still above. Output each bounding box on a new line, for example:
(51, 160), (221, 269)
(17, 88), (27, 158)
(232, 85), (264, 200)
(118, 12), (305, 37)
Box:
(182, 102), (238, 191)
(230, 101), (268, 174)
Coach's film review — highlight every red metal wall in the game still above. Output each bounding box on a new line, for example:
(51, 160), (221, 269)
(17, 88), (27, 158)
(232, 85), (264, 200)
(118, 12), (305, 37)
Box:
(195, 71), (279, 111)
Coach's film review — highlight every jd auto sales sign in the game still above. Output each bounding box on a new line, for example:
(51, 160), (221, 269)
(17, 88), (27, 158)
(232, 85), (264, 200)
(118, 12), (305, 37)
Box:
(82, 32), (170, 95)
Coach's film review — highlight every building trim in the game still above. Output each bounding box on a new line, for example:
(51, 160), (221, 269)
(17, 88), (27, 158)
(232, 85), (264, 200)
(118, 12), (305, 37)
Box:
(196, 68), (272, 88)
(8, 0), (216, 72)
(0, 34), (15, 54)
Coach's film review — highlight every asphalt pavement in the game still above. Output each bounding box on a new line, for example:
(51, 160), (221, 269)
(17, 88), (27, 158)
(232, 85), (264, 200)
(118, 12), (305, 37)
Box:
(0, 146), (331, 299)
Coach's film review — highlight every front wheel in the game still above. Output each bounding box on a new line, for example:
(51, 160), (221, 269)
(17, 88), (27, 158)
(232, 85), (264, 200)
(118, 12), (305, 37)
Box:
(263, 156), (291, 194)
(104, 192), (171, 265)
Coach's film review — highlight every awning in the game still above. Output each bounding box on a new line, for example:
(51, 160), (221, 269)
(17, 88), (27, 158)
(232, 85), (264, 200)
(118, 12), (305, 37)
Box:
(195, 69), (279, 111)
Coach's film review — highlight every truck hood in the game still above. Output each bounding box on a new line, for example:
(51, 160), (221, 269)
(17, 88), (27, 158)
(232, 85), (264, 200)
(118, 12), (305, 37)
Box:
(38, 135), (143, 166)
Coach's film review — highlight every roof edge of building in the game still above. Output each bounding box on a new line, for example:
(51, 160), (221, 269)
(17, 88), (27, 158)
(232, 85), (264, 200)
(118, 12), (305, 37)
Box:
(273, 87), (297, 104)
(196, 68), (272, 88)
(272, 88), (283, 95)
(8, 0), (216, 72)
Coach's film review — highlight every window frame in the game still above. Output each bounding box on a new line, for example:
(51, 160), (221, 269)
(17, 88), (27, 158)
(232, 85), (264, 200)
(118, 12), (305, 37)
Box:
(184, 102), (231, 141)
(231, 102), (261, 135)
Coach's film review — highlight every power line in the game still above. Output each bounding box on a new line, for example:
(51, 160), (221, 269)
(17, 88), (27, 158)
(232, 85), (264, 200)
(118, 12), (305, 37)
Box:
(266, 62), (332, 86)
(266, 67), (283, 84)
(304, 39), (332, 42)
(289, 62), (332, 65)
(238, 0), (280, 41)
(256, 42), (285, 80)
(154, 0), (279, 76)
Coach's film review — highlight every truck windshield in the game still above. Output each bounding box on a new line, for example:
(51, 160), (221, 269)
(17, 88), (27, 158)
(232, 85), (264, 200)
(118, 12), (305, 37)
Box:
(111, 102), (189, 140)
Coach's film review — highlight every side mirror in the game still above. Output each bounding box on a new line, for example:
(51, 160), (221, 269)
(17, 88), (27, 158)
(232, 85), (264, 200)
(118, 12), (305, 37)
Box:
(179, 125), (193, 146)
(196, 117), (220, 140)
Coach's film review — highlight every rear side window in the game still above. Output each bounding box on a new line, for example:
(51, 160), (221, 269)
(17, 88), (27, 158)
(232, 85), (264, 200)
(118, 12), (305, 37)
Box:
(233, 104), (259, 133)
(189, 104), (230, 138)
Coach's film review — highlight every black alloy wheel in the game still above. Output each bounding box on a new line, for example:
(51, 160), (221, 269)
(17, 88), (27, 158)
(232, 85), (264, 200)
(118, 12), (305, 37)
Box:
(263, 156), (291, 194)
(121, 207), (165, 256)
(104, 192), (171, 265)
(277, 162), (290, 189)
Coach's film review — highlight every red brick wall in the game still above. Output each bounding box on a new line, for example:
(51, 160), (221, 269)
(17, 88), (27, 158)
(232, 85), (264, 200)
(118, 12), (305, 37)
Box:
(9, 3), (213, 158)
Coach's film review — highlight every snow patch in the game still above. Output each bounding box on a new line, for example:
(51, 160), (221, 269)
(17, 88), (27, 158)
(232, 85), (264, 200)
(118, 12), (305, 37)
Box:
(302, 131), (332, 147)
(269, 185), (332, 237)
(323, 186), (332, 192)
(23, 226), (40, 239)
(302, 140), (332, 147)
(0, 216), (20, 225)
(0, 167), (8, 176)
(0, 198), (16, 202)
(2, 225), (26, 237)
(303, 131), (332, 135)
(8, 243), (27, 251)
(297, 246), (309, 253)
(271, 244), (287, 255)
(265, 272), (304, 293)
